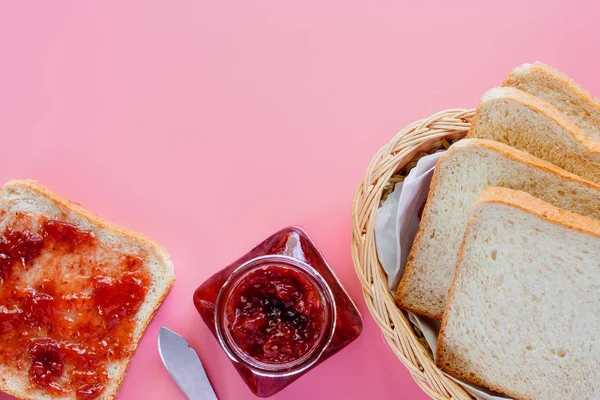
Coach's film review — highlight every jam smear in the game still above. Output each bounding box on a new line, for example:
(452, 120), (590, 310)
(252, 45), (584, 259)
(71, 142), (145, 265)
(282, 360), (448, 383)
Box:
(77, 383), (106, 400)
(227, 266), (325, 364)
(24, 288), (55, 327)
(0, 230), (44, 280)
(29, 339), (65, 391)
(0, 213), (150, 399)
(93, 274), (147, 330)
(43, 220), (95, 250)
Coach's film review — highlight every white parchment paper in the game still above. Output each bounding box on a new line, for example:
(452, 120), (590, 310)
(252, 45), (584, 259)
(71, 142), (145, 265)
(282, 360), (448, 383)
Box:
(374, 152), (510, 400)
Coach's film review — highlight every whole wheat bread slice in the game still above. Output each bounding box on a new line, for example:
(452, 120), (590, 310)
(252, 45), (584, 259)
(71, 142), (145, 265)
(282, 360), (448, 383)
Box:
(437, 186), (600, 400)
(396, 139), (600, 319)
(504, 61), (600, 141)
(0, 180), (175, 400)
(468, 86), (600, 184)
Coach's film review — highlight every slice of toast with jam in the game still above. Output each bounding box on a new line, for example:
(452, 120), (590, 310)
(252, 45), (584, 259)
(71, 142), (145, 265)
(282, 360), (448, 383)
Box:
(0, 180), (175, 400)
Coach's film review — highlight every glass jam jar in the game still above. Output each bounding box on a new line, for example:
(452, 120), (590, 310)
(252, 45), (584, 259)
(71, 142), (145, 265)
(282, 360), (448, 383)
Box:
(193, 227), (363, 397)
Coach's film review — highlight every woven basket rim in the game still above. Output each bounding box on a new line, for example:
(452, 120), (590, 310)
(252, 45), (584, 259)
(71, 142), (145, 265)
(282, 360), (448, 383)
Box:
(351, 108), (476, 400)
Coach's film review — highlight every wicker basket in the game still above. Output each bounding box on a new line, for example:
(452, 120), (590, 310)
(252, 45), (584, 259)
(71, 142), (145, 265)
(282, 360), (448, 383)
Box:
(351, 109), (477, 400)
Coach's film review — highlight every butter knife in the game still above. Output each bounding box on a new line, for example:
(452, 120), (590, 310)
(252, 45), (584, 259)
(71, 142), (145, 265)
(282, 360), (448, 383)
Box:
(158, 327), (219, 400)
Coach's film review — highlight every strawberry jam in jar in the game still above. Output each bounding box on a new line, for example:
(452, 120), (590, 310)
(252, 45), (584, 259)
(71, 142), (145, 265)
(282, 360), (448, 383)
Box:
(193, 227), (362, 397)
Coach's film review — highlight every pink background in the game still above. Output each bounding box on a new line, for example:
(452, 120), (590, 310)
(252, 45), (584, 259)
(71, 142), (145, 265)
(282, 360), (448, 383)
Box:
(1, 1), (600, 399)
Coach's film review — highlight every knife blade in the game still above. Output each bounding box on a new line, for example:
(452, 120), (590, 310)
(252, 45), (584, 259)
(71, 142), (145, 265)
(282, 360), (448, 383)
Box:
(158, 326), (219, 400)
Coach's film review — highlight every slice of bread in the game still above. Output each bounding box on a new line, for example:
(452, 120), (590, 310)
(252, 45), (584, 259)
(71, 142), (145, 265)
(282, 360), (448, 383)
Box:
(468, 86), (600, 184)
(437, 186), (600, 400)
(504, 61), (600, 141)
(396, 139), (600, 319)
(0, 179), (175, 400)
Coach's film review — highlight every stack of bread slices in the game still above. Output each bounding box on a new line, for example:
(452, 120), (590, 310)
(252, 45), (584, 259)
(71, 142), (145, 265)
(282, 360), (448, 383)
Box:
(395, 63), (600, 400)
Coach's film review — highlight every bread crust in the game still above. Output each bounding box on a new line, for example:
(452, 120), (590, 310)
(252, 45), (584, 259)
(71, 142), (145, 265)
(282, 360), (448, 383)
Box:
(504, 62), (600, 127)
(396, 139), (600, 319)
(0, 179), (176, 400)
(437, 186), (600, 400)
(478, 186), (600, 237)
(469, 86), (600, 152)
(435, 189), (535, 400)
(394, 149), (449, 319)
(435, 189), (530, 400)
